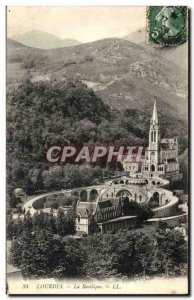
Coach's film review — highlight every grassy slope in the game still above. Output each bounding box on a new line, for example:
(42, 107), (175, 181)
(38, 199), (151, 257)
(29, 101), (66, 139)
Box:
(7, 38), (188, 125)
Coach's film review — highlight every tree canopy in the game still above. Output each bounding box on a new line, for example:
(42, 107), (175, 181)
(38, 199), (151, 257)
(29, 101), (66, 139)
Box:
(9, 222), (187, 279)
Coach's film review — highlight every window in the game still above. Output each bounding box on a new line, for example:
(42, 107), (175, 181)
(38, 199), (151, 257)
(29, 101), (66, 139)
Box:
(151, 131), (154, 142)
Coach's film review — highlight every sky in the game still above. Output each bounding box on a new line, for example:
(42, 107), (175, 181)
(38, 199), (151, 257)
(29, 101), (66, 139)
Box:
(7, 6), (146, 42)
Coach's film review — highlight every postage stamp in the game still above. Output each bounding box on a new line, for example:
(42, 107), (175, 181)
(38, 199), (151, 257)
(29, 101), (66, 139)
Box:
(147, 6), (187, 46)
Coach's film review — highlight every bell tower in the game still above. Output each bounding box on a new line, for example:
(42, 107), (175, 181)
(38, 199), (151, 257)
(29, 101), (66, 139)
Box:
(148, 100), (160, 173)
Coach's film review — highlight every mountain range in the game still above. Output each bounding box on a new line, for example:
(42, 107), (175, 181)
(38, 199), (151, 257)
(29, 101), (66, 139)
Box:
(7, 36), (188, 129)
(11, 30), (81, 49)
(124, 27), (188, 71)
(10, 29), (188, 71)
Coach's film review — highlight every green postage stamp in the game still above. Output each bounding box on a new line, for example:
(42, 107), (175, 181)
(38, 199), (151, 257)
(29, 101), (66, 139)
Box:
(147, 6), (187, 46)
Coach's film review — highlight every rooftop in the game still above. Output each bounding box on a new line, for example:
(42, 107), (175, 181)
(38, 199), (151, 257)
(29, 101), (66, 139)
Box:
(77, 202), (97, 217)
(98, 198), (120, 209)
(97, 215), (137, 225)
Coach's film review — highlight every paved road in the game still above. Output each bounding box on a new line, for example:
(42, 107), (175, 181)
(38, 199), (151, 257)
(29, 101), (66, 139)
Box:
(22, 185), (104, 215)
(22, 177), (173, 216)
(23, 191), (68, 215)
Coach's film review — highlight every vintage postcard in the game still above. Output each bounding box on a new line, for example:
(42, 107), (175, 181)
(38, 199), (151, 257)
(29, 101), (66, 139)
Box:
(6, 6), (189, 295)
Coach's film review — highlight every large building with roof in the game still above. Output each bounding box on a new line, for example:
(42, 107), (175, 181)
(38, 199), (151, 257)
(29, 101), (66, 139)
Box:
(76, 197), (137, 234)
(122, 100), (180, 180)
(75, 101), (182, 235)
(17, 101), (182, 236)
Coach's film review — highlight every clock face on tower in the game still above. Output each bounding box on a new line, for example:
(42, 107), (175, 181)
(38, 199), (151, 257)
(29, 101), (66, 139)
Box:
(151, 151), (155, 157)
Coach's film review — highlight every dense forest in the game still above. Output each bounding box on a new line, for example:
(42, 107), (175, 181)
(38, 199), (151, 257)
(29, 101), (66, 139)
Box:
(7, 76), (188, 201)
(8, 211), (187, 279)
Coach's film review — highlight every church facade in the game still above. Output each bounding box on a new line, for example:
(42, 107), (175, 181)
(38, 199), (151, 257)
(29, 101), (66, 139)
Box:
(75, 101), (182, 235)
(76, 198), (137, 234)
(122, 101), (180, 180)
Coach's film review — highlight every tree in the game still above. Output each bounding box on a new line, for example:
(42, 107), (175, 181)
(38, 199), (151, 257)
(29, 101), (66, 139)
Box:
(81, 233), (118, 279)
(33, 211), (47, 231)
(7, 77), (111, 195)
(122, 199), (153, 224)
(9, 194), (21, 208)
(29, 168), (44, 191)
(50, 201), (59, 209)
(136, 204), (153, 223)
(158, 220), (168, 230)
(122, 197), (132, 215)
(53, 237), (86, 277)
(56, 209), (67, 236)
(133, 233), (156, 276)
(9, 228), (85, 278)
(153, 229), (188, 276)
(7, 216), (17, 239)
(9, 237), (24, 268)
(7, 216), (23, 240)
(55, 209), (75, 236)
(66, 208), (76, 235)
(9, 226), (187, 279)
(23, 211), (33, 232)
(48, 212), (57, 234)
(24, 176), (35, 195)
(179, 149), (188, 194)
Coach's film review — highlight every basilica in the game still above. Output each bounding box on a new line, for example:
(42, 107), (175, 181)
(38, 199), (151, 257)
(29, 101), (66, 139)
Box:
(74, 101), (182, 235)
(122, 100), (180, 181)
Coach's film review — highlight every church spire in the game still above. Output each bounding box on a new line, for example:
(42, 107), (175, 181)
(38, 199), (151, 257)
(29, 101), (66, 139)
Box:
(148, 99), (160, 168)
(151, 99), (158, 124)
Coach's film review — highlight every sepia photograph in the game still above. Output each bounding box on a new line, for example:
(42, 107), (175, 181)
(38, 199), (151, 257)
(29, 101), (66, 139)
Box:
(6, 5), (189, 295)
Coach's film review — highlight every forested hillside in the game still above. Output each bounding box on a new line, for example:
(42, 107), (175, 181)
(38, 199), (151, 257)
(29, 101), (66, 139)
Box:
(6, 37), (188, 197)
(7, 77), (188, 197)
